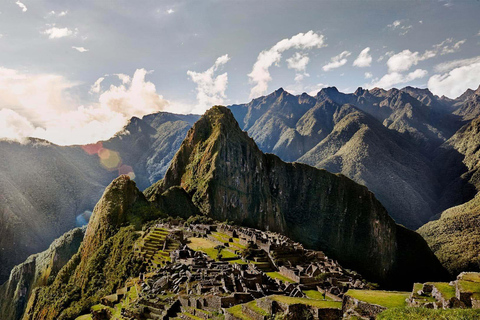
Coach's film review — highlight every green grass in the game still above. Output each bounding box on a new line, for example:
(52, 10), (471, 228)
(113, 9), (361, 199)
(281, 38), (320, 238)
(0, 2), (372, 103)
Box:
(227, 305), (250, 320)
(228, 259), (248, 265)
(345, 290), (410, 308)
(303, 289), (333, 301)
(458, 280), (480, 299)
(459, 273), (480, 283)
(75, 315), (93, 320)
(187, 237), (237, 260)
(246, 300), (269, 316)
(270, 295), (342, 309)
(266, 272), (295, 283)
(378, 307), (480, 319)
(428, 282), (456, 300)
(182, 312), (203, 320)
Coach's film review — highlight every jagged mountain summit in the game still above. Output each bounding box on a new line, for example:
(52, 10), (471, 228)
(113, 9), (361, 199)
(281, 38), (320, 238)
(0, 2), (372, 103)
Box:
(146, 106), (448, 287)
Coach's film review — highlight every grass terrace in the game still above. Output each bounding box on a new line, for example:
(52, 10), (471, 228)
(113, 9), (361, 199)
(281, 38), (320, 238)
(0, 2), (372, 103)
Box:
(428, 282), (456, 300)
(458, 280), (480, 299)
(303, 289), (333, 301)
(345, 290), (410, 308)
(187, 237), (239, 261)
(226, 304), (250, 320)
(378, 307), (480, 319)
(270, 295), (342, 309)
(266, 271), (295, 283)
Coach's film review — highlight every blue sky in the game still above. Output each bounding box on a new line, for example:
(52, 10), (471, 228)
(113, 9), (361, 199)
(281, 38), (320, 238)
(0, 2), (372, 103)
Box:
(0, 0), (479, 144)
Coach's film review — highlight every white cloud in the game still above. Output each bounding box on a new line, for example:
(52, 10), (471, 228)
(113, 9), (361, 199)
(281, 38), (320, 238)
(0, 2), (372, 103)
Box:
(368, 69), (428, 89)
(115, 73), (131, 84)
(433, 38), (466, 55)
(47, 10), (68, 17)
(187, 54), (230, 114)
(15, 0), (27, 12)
(287, 52), (310, 72)
(0, 68), (169, 145)
(287, 52), (310, 82)
(434, 55), (480, 73)
(284, 83), (327, 96)
(477, 30), (480, 36)
(387, 49), (435, 73)
(0, 109), (35, 142)
(322, 51), (351, 71)
(72, 46), (88, 52)
(387, 19), (413, 35)
(42, 26), (74, 39)
(364, 72), (373, 79)
(90, 77), (105, 94)
(352, 47), (372, 67)
(167, 9), (174, 14)
(428, 62), (480, 98)
(248, 30), (326, 98)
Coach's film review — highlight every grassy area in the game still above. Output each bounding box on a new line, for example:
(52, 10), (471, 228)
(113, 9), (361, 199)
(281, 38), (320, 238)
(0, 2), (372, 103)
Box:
(345, 290), (410, 308)
(182, 313), (203, 320)
(187, 237), (238, 260)
(266, 272), (295, 283)
(303, 289), (333, 301)
(459, 273), (480, 283)
(428, 282), (456, 300)
(458, 280), (480, 299)
(246, 300), (269, 316)
(378, 307), (480, 319)
(228, 259), (248, 265)
(75, 315), (93, 320)
(227, 305), (250, 320)
(270, 295), (342, 309)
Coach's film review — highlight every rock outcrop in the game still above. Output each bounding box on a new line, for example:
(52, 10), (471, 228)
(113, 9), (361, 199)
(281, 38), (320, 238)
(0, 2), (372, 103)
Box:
(148, 106), (448, 287)
(0, 227), (85, 320)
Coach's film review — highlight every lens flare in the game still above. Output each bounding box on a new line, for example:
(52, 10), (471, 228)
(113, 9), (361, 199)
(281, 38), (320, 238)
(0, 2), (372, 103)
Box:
(76, 210), (92, 226)
(118, 164), (135, 179)
(98, 148), (121, 170)
(81, 142), (103, 155)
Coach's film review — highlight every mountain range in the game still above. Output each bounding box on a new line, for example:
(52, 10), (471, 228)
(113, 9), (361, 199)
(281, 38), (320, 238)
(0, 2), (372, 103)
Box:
(13, 106), (448, 320)
(1, 84), (480, 295)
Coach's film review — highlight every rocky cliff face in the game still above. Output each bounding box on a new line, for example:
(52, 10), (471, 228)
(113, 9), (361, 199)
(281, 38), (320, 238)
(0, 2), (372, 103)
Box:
(0, 227), (85, 320)
(148, 106), (448, 287)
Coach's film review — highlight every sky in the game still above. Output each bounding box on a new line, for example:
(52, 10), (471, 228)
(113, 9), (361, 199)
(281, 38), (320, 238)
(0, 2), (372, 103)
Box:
(0, 0), (480, 145)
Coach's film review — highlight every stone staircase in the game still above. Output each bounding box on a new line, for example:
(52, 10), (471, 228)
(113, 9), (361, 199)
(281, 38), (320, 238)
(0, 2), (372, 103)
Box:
(137, 227), (172, 271)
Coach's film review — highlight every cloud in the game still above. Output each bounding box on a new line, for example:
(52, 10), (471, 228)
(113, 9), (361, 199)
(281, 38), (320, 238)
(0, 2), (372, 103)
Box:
(368, 69), (428, 89)
(248, 30), (326, 98)
(115, 73), (131, 84)
(434, 55), (480, 73)
(287, 52), (310, 81)
(428, 62), (480, 98)
(352, 47), (372, 67)
(47, 10), (68, 17)
(0, 68), (169, 145)
(42, 26), (75, 39)
(364, 72), (373, 79)
(387, 19), (413, 35)
(386, 38), (465, 74)
(0, 109), (35, 142)
(15, 0), (27, 12)
(187, 54), (230, 114)
(72, 46), (88, 52)
(287, 52), (310, 72)
(387, 49), (435, 73)
(433, 38), (466, 55)
(284, 83), (327, 96)
(167, 9), (174, 14)
(90, 77), (105, 93)
(322, 51), (351, 71)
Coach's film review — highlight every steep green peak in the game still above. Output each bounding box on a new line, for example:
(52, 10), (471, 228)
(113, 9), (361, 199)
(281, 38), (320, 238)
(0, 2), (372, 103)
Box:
(82, 175), (148, 257)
